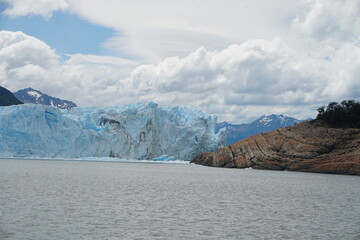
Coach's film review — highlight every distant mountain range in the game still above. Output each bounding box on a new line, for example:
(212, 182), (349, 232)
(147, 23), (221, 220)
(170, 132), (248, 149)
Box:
(217, 114), (309, 145)
(0, 86), (23, 106)
(14, 88), (77, 109)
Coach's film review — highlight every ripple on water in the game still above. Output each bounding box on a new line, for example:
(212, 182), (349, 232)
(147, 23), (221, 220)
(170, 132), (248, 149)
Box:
(0, 158), (359, 240)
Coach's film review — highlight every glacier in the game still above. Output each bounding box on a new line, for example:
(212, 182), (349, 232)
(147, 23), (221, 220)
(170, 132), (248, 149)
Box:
(0, 103), (226, 160)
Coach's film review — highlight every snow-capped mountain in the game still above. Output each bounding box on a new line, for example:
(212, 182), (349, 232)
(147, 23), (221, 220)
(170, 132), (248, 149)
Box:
(0, 103), (226, 160)
(13, 88), (77, 109)
(217, 114), (306, 145)
(0, 86), (23, 106)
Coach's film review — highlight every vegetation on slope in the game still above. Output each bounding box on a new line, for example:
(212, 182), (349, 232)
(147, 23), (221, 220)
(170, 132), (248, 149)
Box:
(317, 100), (360, 128)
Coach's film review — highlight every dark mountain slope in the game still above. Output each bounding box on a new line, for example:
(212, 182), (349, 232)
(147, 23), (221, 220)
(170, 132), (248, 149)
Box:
(0, 86), (23, 106)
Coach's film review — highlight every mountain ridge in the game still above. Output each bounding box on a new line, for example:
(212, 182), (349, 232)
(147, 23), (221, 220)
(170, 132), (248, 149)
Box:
(14, 87), (77, 109)
(217, 114), (304, 145)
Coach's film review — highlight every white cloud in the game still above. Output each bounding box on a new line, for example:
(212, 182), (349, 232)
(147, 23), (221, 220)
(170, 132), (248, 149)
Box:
(294, 0), (360, 44)
(0, 31), (58, 68)
(1, 0), (68, 19)
(1, 0), (360, 123)
(0, 31), (60, 90)
(321, 43), (360, 99)
(0, 31), (136, 107)
(65, 54), (137, 67)
(120, 37), (334, 122)
(1, 0), (358, 61)
(3, 30), (359, 123)
(63, 0), (304, 61)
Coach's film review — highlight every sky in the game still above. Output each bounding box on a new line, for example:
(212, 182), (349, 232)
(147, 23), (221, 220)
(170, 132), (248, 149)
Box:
(0, 0), (359, 123)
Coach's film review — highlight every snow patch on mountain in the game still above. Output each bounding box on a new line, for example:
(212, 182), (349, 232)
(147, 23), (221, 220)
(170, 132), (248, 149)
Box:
(217, 114), (305, 145)
(259, 115), (273, 124)
(27, 90), (42, 99)
(13, 88), (77, 109)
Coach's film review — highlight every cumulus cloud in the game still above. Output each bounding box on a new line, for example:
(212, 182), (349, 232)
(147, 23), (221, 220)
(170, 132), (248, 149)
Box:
(2, 30), (360, 123)
(0, 31), (136, 106)
(1, 0), (68, 19)
(292, 0), (360, 107)
(0, 31), (60, 89)
(126, 38), (325, 104)
(1, 0), (360, 123)
(294, 0), (360, 44)
(321, 44), (360, 99)
(121, 38), (338, 122)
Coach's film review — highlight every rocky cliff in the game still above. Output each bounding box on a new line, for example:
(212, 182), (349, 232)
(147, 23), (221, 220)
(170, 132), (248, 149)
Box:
(192, 120), (360, 175)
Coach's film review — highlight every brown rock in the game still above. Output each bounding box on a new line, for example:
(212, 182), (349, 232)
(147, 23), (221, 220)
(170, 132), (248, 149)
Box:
(191, 120), (360, 175)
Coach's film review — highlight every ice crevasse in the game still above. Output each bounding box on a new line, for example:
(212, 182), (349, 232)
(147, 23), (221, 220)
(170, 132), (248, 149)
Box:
(0, 103), (226, 160)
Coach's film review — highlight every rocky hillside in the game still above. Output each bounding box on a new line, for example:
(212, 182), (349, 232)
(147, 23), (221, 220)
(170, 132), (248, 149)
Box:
(0, 86), (23, 106)
(192, 120), (360, 175)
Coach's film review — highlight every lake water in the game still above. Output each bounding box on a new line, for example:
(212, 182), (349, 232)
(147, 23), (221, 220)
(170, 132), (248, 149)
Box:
(0, 158), (359, 240)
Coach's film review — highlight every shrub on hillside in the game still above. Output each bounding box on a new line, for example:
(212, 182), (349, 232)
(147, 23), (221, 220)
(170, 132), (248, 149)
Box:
(316, 100), (360, 128)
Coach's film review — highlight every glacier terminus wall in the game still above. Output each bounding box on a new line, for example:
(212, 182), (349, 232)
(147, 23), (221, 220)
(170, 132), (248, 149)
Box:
(0, 103), (226, 160)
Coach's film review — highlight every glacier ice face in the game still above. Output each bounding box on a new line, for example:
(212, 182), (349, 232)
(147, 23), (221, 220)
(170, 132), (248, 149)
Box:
(0, 103), (226, 160)
(152, 155), (175, 161)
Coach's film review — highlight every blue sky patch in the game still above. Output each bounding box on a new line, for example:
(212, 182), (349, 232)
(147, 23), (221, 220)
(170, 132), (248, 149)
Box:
(0, 3), (116, 56)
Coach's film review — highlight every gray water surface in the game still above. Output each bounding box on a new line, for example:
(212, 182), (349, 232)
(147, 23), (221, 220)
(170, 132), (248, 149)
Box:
(0, 158), (359, 240)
